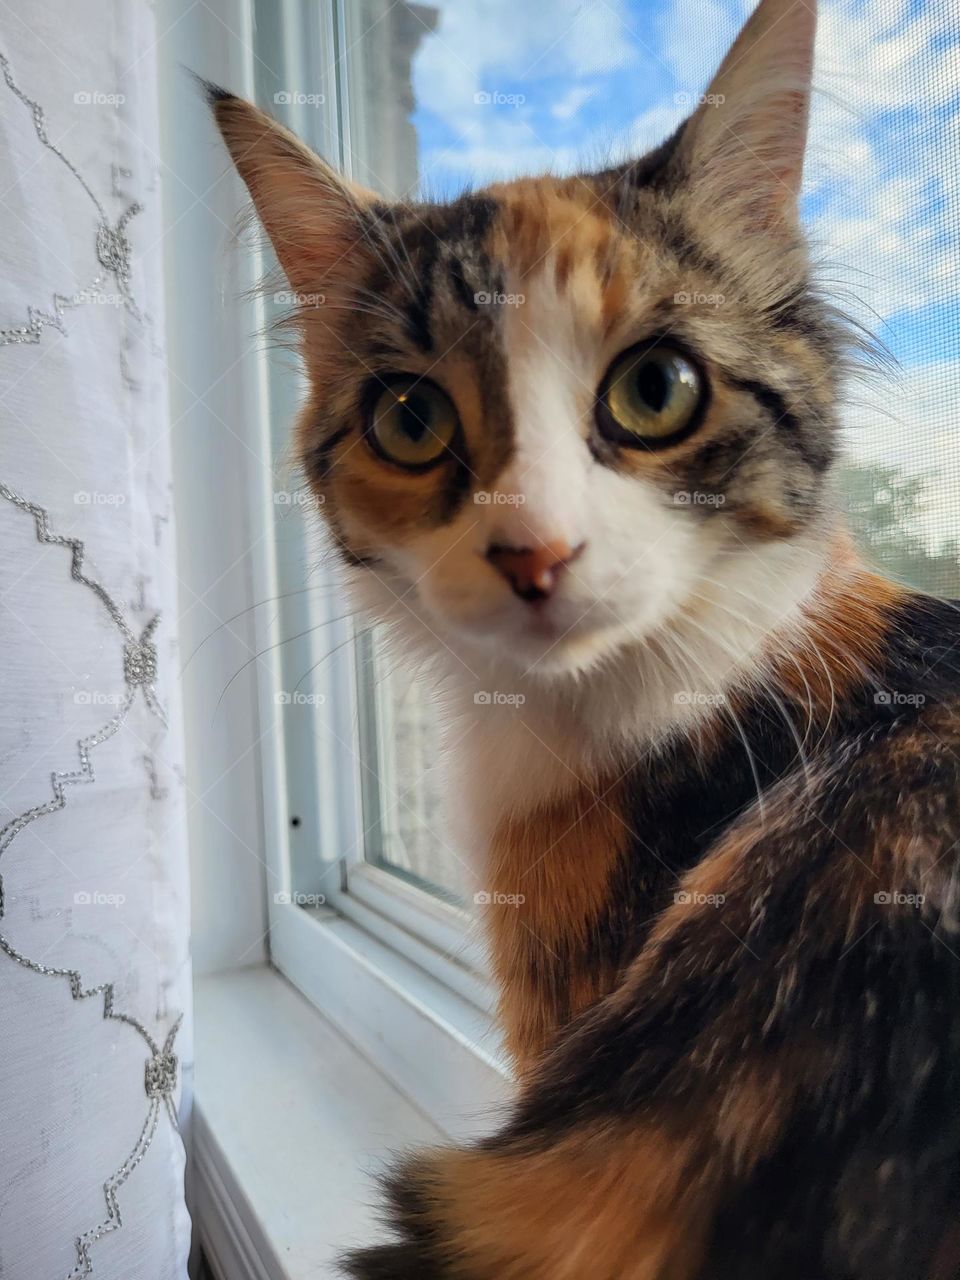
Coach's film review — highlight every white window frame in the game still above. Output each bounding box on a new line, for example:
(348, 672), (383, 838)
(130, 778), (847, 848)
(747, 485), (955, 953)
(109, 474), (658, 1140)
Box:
(227, 0), (506, 1112)
(162, 4), (509, 1273)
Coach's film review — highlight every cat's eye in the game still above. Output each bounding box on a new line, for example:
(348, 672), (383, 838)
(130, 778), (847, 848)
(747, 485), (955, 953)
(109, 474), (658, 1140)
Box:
(365, 375), (459, 471)
(597, 343), (704, 448)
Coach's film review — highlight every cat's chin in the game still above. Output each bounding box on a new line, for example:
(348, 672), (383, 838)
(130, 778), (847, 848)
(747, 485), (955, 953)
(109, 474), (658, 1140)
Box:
(443, 608), (650, 681)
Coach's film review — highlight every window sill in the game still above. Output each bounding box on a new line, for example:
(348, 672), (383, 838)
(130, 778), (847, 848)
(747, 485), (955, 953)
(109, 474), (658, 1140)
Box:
(267, 903), (509, 1135)
(192, 963), (508, 1280)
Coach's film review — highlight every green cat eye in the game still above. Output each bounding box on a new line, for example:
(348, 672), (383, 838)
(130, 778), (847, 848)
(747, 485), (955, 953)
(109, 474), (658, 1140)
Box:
(597, 343), (704, 447)
(366, 375), (459, 471)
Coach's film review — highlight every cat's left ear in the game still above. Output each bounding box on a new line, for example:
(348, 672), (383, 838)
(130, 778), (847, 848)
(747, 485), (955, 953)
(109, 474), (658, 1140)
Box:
(674, 0), (817, 231)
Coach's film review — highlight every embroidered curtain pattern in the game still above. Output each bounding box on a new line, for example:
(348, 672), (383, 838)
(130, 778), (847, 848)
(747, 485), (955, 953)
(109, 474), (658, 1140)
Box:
(0, 3), (192, 1277)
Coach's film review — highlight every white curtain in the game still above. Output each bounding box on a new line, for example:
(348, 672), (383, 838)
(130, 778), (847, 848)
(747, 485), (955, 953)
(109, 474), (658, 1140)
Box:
(0, 3), (192, 1277)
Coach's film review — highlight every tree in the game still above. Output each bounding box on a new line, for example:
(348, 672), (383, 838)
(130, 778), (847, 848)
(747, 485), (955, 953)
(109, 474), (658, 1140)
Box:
(839, 462), (960, 599)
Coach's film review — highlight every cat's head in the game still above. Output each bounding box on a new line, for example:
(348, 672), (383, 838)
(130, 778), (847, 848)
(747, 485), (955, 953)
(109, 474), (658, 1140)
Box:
(211, 0), (842, 685)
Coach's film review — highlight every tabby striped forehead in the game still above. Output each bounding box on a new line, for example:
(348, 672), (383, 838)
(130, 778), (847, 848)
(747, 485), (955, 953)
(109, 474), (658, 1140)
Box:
(297, 165), (839, 559)
(208, 0), (840, 567)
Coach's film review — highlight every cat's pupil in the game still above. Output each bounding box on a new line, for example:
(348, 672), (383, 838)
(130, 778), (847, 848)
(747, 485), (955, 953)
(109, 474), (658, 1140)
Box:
(634, 360), (669, 413)
(397, 393), (429, 441)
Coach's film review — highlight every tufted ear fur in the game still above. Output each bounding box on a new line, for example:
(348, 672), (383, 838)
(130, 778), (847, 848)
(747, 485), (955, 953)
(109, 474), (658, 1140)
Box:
(205, 83), (382, 296)
(674, 0), (817, 232)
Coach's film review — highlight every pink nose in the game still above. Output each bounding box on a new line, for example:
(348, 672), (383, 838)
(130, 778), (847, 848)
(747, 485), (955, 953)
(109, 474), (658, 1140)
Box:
(486, 539), (584, 603)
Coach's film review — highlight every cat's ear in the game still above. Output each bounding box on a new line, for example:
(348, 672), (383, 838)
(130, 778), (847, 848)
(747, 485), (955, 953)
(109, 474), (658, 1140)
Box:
(674, 0), (817, 230)
(205, 84), (381, 293)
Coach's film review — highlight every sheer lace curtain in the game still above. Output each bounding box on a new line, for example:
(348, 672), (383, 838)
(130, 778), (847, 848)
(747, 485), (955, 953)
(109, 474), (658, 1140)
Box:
(0, 3), (192, 1277)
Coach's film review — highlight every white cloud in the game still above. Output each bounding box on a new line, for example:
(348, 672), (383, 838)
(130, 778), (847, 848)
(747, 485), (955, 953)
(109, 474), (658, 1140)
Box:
(550, 85), (597, 121)
(657, 0), (744, 90)
(413, 0), (639, 122)
(412, 0), (959, 334)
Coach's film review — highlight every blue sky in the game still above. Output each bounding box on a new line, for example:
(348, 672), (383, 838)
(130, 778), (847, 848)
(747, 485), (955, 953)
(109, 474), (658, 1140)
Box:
(407, 0), (960, 370)
(401, 0), (960, 544)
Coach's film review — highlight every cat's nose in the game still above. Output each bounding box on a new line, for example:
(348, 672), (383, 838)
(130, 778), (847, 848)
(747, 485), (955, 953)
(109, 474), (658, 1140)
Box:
(486, 539), (584, 603)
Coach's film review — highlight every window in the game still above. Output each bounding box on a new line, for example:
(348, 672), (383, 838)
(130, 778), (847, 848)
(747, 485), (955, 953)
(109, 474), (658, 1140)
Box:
(168, 2), (960, 1271)
(250, 3), (482, 993)
(234, 0), (960, 1102)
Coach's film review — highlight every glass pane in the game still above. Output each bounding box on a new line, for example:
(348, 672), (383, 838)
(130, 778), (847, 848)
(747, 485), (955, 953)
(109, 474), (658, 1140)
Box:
(355, 629), (472, 902)
(342, 2), (470, 902)
(342, 0), (960, 899)
(823, 2), (960, 596)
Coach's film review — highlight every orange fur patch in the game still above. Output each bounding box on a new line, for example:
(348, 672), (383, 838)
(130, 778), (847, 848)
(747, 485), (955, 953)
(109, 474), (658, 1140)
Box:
(487, 776), (630, 1071)
(772, 543), (907, 713)
(427, 1125), (713, 1280)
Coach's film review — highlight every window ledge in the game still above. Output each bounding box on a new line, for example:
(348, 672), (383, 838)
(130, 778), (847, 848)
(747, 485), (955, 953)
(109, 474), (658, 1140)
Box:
(192, 963), (510, 1280)
(268, 905), (509, 1134)
(193, 966), (451, 1280)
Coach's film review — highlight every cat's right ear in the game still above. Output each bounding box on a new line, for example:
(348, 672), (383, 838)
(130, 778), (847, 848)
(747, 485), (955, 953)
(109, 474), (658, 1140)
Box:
(203, 83), (380, 294)
(671, 0), (817, 233)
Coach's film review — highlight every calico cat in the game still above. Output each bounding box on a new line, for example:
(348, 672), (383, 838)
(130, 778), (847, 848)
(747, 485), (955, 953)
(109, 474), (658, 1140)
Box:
(207, 0), (960, 1275)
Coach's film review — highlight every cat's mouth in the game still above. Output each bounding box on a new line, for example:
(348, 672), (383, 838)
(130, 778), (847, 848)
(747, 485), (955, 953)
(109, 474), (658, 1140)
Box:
(428, 587), (654, 676)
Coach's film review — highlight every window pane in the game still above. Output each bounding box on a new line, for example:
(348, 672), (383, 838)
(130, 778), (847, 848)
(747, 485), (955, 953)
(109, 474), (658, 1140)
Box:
(340, 0), (960, 900)
(820, 3), (960, 597)
(355, 630), (472, 902)
(341, 3), (463, 901)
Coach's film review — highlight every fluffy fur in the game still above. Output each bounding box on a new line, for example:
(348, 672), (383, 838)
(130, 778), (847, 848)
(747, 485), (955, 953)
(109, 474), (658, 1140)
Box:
(208, 0), (960, 1275)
